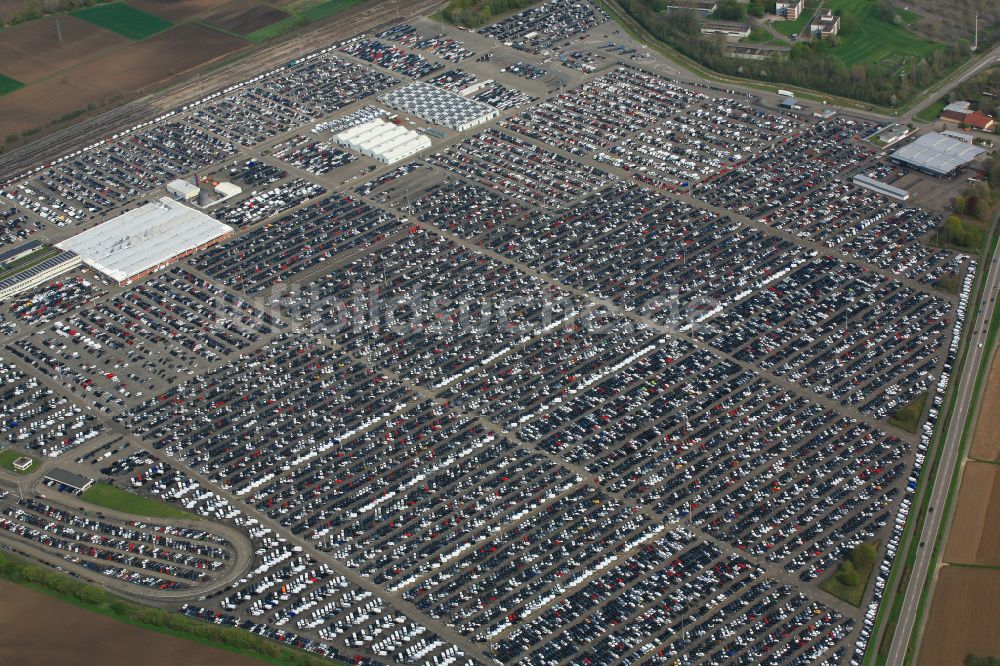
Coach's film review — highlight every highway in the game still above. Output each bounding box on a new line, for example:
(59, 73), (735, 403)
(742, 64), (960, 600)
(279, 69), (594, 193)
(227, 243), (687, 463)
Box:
(884, 219), (1000, 665)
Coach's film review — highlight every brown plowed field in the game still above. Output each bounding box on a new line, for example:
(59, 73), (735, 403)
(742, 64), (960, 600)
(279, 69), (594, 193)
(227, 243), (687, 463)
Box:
(943, 462), (1000, 565)
(970, 345), (1000, 461)
(919, 566), (1000, 666)
(0, 15), (129, 82)
(202, 2), (289, 34)
(0, 23), (246, 134)
(0, 579), (266, 666)
(128, 0), (234, 22)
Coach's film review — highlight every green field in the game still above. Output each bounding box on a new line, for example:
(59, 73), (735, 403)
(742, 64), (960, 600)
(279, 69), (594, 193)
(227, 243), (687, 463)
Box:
(771, 2), (815, 37)
(0, 73), (25, 96)
(71, 2), (172, 40)
(247, 0), (364, 41)
(916, 96), (948, 123)
(82, 483), (195, 520)
(742, 28), (785, 46)
(825, 0), (940, 66)
(0, 450), (37, 475)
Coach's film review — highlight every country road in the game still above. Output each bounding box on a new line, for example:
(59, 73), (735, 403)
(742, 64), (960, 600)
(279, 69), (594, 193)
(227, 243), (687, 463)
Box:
(904, 45), (1000, 122)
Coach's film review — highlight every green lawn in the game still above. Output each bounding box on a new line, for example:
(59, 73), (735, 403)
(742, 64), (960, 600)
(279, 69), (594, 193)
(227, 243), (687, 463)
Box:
(887, 392), (928, 433)
(916, 96), (948, 123)
(771, 2), (815, 37)
(742, 28), (785, 46)
(71, 2), (172, 40)
(0, 74), (24, 96)
(247, 0), (364, 41)
(825, 0), (940, 66)
(821, 543), (879, 606)
(0, 450), (37, 476)
(82, 483), (195, 520)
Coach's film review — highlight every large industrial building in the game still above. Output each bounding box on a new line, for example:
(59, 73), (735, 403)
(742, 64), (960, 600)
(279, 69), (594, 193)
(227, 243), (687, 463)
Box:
(335, 119), (432, 164)
(56, 198), (233, 285)
(381, 83), (499, 132)
(890, 132), (987, 177)
(0, 249), (81, 302)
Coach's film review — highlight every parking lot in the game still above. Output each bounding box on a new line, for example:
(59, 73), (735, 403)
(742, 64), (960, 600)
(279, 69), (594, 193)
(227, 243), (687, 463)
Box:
(0, 3), (978, 664)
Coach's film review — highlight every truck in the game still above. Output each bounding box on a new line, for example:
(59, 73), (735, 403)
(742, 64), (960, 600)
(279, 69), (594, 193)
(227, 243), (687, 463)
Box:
(778, 89), (794, 97)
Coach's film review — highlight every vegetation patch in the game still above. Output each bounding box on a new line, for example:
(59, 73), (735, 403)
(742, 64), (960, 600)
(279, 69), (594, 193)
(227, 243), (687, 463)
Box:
(821, 542), (879, 606)
(824, 0), (940, 67)
(916, 96), (948, 123)
(71, 2), (172, 40)
(0, 73), (24, 96)
(440, 0), (537, 27)
(82, 483), (195, 520)
(888, 392), (928, 433)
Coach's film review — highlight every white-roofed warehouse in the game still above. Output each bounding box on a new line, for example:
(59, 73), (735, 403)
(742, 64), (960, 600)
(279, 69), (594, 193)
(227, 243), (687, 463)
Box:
(334, 118), (432, 164)
(56, 197), (233, 285)
(381, 82), (499, 131)
(890, 132), (986, 177)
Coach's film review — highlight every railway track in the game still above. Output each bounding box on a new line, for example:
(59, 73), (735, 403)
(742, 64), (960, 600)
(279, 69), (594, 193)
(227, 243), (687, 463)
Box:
(0, 0), (444, 183)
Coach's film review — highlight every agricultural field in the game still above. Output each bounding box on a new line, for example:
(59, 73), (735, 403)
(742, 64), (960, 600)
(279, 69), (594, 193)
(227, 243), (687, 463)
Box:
(825, 0), (941, 66)
(127, 0), (232, 22)
(944, 462), (1000, 566)
(0, 21), (246, 135)
(71, 2), (173, 40)
(919, 568), (1000, 666)
(200, 1), (289, 35)
(246, 0), (366, 41)
(0, 74), (23, 96)
(0, 15), (130, 84)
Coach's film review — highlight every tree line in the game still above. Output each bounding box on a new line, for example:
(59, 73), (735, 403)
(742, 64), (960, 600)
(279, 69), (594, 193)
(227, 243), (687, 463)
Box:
(617, 0), (969, 107)
(440, 0), (539, 28)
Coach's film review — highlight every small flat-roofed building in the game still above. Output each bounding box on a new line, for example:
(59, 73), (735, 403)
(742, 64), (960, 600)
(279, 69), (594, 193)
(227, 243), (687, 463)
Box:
(853, 174), (910, 201)
(890, 132), (987, 177)
(166, 179), (199, 202)
(701, 21), (752, 39)
(43, 468), (93, 494)
(56, 198), (233, 286)
(810, 9), (840, 37)
(665, 0), (717, 14)
(780, 97), (802, 109)
(12, 457), (33, 472)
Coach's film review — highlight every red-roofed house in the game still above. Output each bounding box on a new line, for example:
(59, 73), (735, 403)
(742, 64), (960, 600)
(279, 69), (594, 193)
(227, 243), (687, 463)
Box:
(964, 112), (995, 131)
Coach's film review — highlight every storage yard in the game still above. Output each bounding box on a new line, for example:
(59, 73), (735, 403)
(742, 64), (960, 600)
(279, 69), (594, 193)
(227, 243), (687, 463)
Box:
(0, 1), (993, 665)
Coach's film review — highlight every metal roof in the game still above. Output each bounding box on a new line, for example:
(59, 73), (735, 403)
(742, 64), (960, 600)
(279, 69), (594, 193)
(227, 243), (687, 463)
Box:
(43, 468), (93, 491)
(890, 132), (986, 176)
(381, 82), (498, 131)
(56, 198), (232, 283)
(0, 250), (79, 292)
